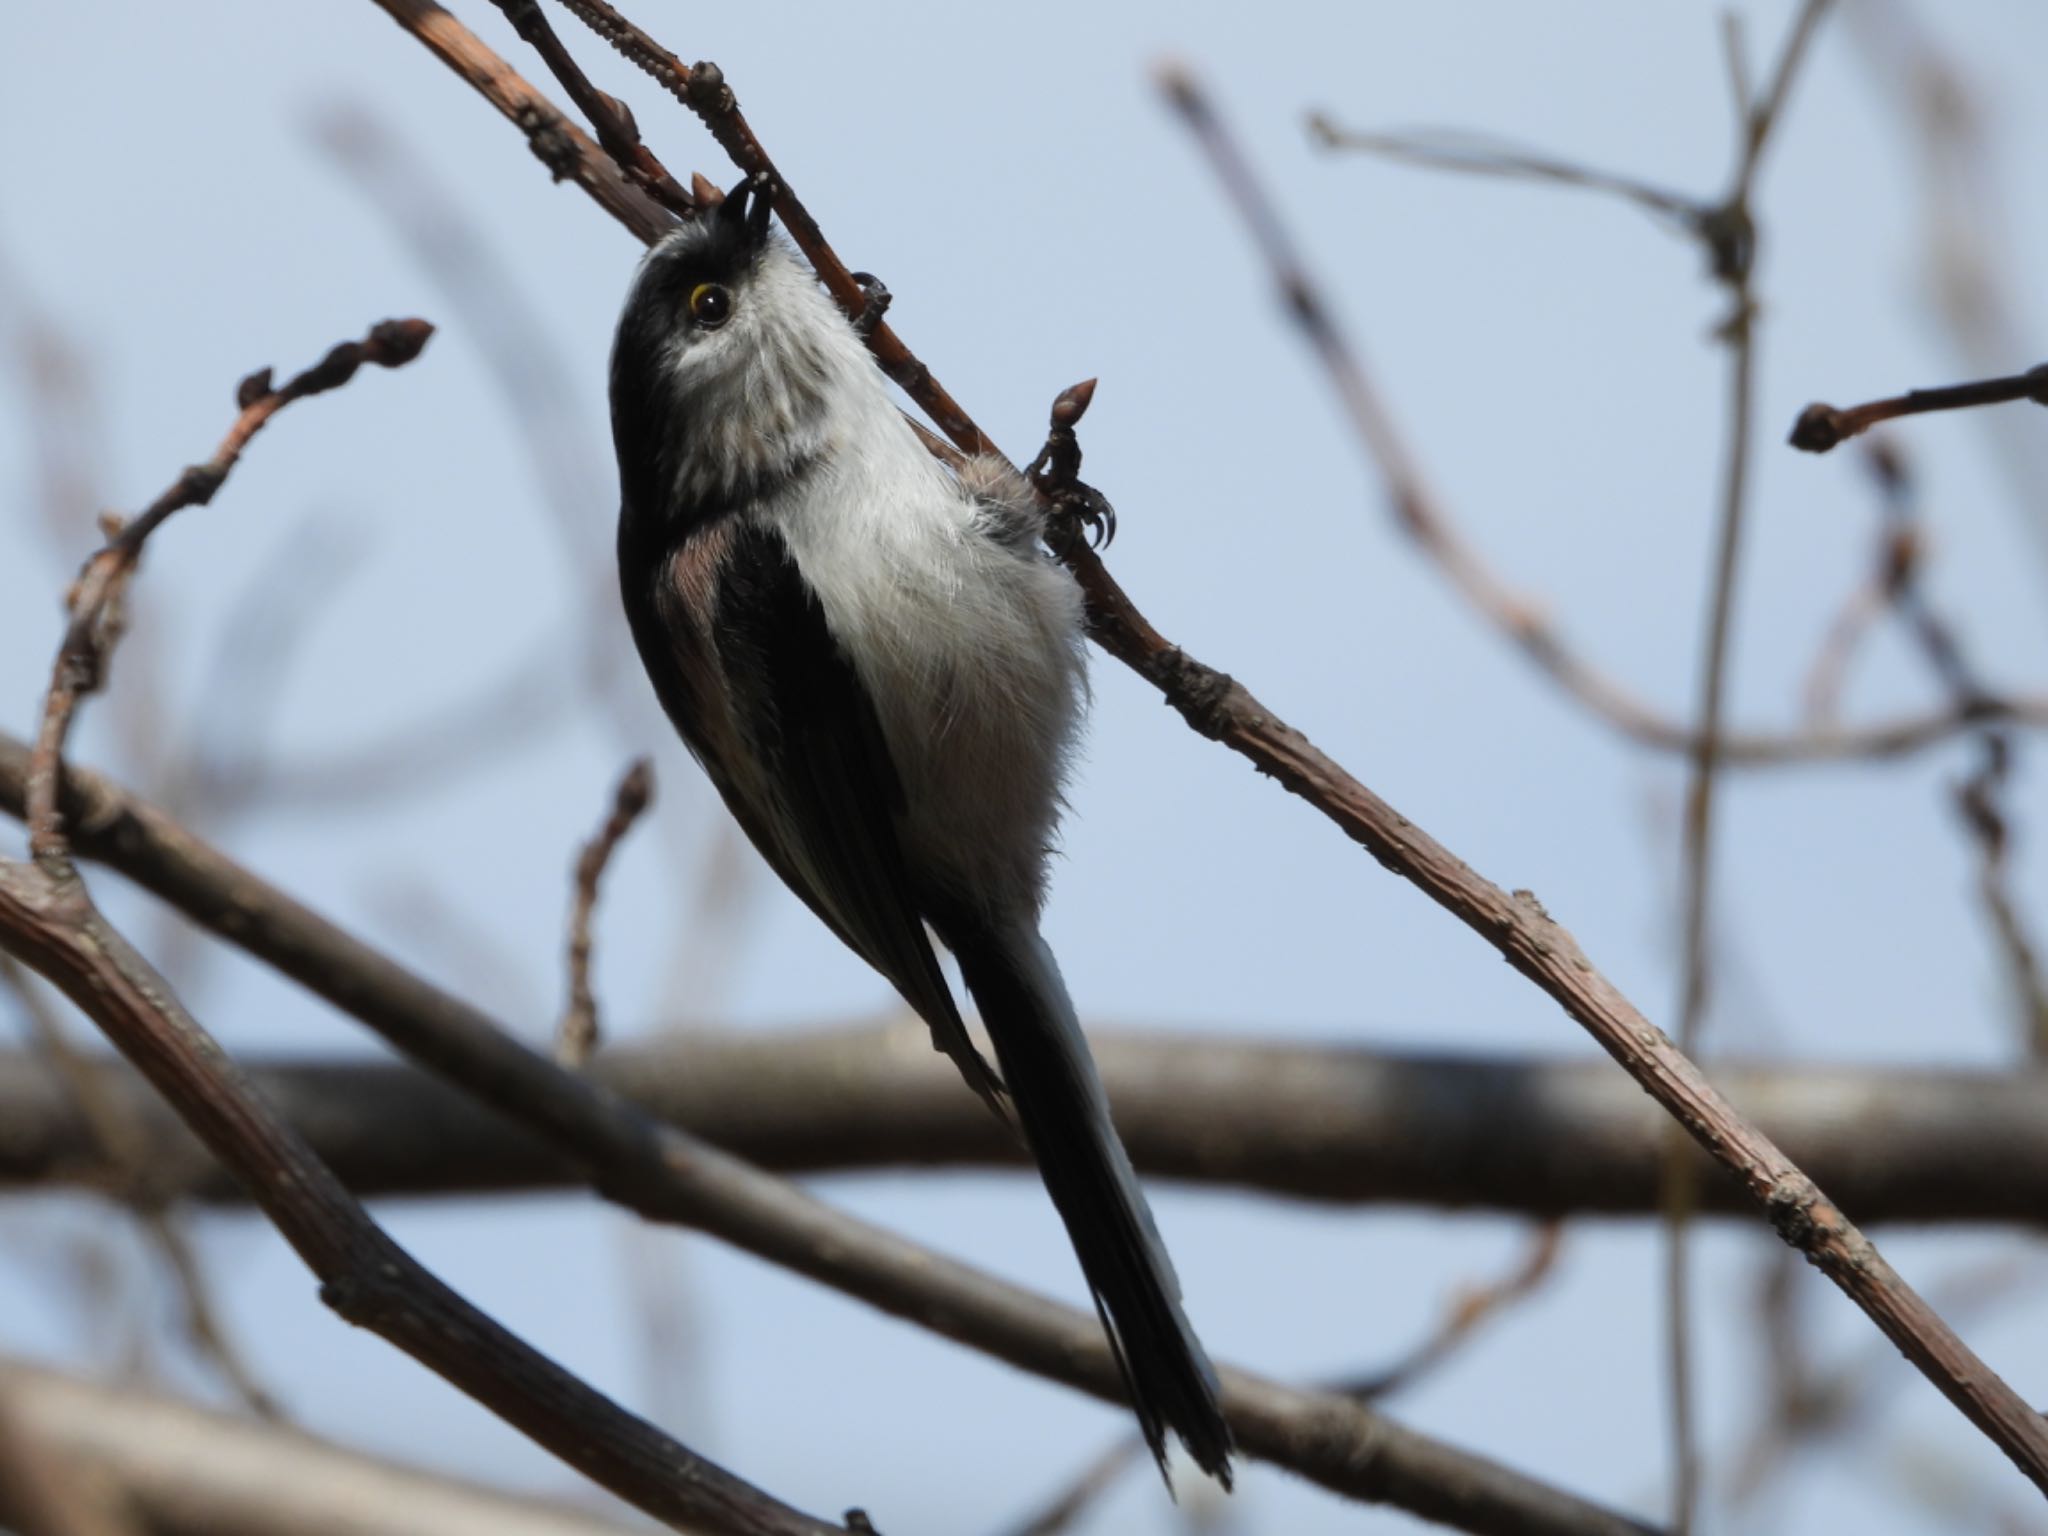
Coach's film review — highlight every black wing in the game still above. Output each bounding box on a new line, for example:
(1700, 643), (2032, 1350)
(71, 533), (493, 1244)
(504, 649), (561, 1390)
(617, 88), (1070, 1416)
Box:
(621, 511), (1003, 1111)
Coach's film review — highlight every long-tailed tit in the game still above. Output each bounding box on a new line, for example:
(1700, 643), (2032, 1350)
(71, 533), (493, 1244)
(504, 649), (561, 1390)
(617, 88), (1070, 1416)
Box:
(609, 177), (1231, 1483)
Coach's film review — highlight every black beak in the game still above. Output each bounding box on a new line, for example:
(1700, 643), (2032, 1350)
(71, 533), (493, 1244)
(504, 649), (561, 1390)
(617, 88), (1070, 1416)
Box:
(710, 171), (777, 252)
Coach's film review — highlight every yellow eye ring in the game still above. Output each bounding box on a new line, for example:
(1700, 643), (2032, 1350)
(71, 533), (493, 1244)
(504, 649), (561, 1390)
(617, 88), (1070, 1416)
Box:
(688, 282), (733, 328)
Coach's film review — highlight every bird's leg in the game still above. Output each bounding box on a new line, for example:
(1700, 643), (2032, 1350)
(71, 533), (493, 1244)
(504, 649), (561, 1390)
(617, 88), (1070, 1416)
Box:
(1027, 378), (1116, 549)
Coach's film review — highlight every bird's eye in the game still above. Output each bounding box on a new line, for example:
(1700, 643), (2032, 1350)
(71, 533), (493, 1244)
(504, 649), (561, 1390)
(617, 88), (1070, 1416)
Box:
(688, 283), (733, 328)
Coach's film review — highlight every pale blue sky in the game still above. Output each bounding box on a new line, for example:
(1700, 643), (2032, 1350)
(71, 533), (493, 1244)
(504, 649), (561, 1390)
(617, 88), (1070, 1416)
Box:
(4, 3), (2048, 1532)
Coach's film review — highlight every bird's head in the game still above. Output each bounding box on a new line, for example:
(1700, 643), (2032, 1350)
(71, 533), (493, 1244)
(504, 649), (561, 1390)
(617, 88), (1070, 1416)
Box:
(613, 173), (848, 512)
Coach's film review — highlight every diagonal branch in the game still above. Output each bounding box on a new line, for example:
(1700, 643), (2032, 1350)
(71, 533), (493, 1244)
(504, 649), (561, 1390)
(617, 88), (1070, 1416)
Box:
(545, 0), (994, 453)
(0, 326), (842, 1536)
(0, 868), (839, 1536)
(364, 3), (2048, 1496)
(0, 740), (1653, 1536)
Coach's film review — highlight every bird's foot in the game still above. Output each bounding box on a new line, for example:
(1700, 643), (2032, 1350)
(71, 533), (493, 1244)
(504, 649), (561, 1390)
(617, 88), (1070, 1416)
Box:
(850, 271), (893, 339)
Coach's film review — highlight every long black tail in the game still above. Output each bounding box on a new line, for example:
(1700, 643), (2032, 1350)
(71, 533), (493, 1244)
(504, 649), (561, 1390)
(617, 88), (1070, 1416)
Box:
(950, 922), (1233, 1486)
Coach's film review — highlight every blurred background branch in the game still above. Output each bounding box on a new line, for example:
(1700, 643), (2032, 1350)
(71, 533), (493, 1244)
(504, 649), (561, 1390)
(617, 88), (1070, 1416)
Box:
(0, 1019), (2042, 1224)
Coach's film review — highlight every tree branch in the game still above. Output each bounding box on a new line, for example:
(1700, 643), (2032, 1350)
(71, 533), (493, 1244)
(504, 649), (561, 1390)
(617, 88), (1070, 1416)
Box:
(0, 327), (842, 1536)
(1791, 363), (2048, 452)
(557, 758), (653, 1067)
(0, 1358), (655, 1536)
(0, 1008), (2040, 1222)
(372, 5), (2048, 1494)
(24, 320), (433, 864)
(0, 733), (1654, 1536)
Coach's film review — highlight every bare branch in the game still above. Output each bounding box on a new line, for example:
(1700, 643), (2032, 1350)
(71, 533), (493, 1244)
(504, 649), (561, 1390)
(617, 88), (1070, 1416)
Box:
(1005, 1224), (1566, 1536)
(0, 730), (1654, 1533)
(488, 0), (696, 215)
(22, 319), (434, 864)
(0, 323), (839, 1536)
(0, 1357), (654, 1536)
(1791, 363), (2048, 452)
(1664, 7), (1834, 1519)
(1335, 1225), (1565, 1401)
(1306, 119), (1699, 227)
(546, 0), (995, 454)
(558, 759), (654, 1067)
(1840, 442), (2048, 1054)
(3, 998), (2048, 1225)
(364, 0), (669, 242)
(348, 0), (2048, 1503)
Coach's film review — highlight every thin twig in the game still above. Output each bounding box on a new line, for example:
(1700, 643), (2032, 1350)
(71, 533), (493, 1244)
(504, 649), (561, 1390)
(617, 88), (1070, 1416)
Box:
(558, 759), (654, 1067)
(1306, 119), (1700, 227)
(1005, 1224), (1567, 1536)
(1665, 9), (1834, 1526)
(1846, 443), (2048, 1053)
(1203, 31), (1838, 1520)
(1312, 47), (2048, 776)
(22, 319), (435, 865)
(1847, 0), (2048, 589)
(1955, 739), (2048, 1055)
(4, 324), (442, 1415)
(488, 0), (695, 215)
(364, 0), (670, 242)
(1333, 1224), (1565, 1401)
(365, 4), (2048, 1498)
(1800, 478), (1918, 725)
(1790, 363), (2048, 453)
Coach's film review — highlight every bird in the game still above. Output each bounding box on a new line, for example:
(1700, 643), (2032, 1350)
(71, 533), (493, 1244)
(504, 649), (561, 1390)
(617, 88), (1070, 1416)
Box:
(608, 173), (1231, 1485)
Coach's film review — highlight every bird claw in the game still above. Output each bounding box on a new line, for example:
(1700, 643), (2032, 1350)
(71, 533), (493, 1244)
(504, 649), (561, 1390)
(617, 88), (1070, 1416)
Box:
(1047, 482), (1117, 550)
(850, 271), (892, 339)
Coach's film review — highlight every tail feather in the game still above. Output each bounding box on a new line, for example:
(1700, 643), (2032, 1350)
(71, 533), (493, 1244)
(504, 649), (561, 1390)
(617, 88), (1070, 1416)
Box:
(950, 923), (1233, 1486)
